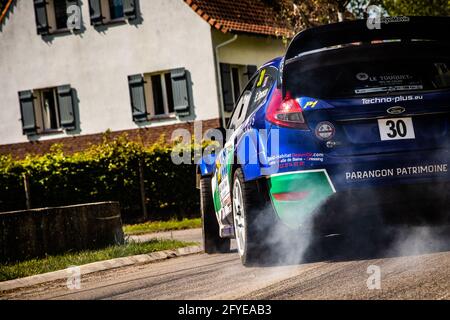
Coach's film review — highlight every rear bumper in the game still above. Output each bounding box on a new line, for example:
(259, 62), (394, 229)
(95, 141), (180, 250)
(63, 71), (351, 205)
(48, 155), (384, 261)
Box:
(267, 169), (450, 228)
(325, 149), (450, 191)
(312, 181), (450, 228)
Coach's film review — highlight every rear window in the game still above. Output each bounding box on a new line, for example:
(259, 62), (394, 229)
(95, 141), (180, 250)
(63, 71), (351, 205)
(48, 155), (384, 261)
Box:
(284, 43), (450, 99)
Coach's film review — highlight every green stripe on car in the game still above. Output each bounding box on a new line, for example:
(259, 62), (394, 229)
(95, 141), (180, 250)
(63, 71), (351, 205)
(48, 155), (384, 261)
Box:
(268, 170), (336, 228)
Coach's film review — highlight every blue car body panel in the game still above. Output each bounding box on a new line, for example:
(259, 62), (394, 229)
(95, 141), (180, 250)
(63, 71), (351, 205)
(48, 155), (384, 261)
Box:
(199, 18), (450, 233)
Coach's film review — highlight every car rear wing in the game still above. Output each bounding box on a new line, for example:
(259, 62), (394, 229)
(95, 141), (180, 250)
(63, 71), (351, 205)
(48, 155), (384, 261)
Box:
(284, 16), (450, 66)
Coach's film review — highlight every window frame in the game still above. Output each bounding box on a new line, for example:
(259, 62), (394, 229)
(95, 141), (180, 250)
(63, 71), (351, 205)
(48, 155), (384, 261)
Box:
(231, 66), (242, 104)
(108, 0), (125, 20)
(222, 64), (253, 117)
(143, 71), (176, 120)
(34, 87), (63, 134)
(227, 74), (258, 130)
(46, 0), (71, 34)
(101, 0), (126, 24)
(19, 85), (76, 136)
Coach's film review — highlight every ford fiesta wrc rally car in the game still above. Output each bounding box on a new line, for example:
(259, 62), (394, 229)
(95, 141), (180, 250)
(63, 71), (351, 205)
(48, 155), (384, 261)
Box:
(197, 17), (450, 266)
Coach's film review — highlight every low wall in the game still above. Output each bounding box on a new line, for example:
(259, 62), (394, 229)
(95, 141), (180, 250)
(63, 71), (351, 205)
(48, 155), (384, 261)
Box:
(0, 202), (124, 263)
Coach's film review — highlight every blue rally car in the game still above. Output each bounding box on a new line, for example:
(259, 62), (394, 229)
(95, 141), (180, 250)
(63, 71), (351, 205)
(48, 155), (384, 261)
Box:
(198, 17), (450, 265)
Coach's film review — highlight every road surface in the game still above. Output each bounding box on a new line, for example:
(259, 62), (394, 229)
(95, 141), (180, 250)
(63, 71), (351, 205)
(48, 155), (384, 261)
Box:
(2, 224), (450, 300)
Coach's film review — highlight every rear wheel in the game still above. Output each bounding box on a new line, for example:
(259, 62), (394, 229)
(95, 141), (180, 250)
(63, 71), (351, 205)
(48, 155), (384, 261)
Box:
(200, 176), (230, 253)
(233, 168), (274, 266)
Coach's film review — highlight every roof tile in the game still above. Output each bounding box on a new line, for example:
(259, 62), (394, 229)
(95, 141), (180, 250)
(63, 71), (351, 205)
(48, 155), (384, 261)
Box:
(184, 0), (293, 37)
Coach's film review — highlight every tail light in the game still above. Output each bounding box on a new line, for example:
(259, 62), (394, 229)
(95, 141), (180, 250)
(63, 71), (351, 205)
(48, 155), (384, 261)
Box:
(266, 89), (309, 129)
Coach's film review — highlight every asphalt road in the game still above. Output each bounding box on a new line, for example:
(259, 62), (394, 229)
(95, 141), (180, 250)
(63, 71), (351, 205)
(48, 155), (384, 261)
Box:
(2, 225), (450, 300)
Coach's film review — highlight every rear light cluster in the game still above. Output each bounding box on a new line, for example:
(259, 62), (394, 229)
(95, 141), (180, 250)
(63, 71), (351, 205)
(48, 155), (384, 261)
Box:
(266, 89), (309, 129)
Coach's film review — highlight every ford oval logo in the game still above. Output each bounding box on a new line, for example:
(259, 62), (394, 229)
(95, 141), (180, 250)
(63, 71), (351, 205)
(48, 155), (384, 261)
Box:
(387, 106), (406, 115)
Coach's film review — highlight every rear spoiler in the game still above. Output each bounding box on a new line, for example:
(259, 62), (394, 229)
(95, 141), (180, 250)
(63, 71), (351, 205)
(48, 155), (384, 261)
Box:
(284, 16), (450, 65)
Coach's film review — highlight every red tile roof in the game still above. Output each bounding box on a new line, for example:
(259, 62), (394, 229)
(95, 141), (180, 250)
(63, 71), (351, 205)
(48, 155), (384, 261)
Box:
(184, 0), (293, 37)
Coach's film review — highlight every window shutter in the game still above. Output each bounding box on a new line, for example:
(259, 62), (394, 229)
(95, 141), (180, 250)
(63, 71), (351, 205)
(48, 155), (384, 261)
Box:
(246, 65), (258, 81)
(128, 74), (148, 122)
(171, 68), (191, 117)
(220, 63), (234, 112)
(33, 0), (49, 35)
(57, 85), (76, 130)
(88, 0), (103, 25)
(123, 0), (137, 20)
(18, 91), (37, 136)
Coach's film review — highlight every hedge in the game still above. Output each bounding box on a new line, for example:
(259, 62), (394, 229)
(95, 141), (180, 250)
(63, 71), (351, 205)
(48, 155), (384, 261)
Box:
(0, 133), (202, 222)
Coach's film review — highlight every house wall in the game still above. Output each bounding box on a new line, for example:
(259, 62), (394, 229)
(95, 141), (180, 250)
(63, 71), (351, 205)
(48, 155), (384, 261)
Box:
(212, 30), (287, 123)
(212, 30), (287, 67)
(0, 0), (220, 147)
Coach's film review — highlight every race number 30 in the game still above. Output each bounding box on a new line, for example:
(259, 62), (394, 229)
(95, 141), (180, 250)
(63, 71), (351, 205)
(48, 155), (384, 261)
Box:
(378, 117), (415, 141)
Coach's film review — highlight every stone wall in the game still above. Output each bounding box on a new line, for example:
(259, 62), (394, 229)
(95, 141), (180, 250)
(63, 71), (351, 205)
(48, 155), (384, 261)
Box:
(0, 202), (124, 263)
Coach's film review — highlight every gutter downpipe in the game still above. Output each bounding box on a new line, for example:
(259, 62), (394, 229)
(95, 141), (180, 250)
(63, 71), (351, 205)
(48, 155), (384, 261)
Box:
(214, 34), (238, 129)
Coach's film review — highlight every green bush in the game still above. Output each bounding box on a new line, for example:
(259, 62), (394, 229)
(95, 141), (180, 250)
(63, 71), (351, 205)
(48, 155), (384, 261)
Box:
(0, 133), (201, 222)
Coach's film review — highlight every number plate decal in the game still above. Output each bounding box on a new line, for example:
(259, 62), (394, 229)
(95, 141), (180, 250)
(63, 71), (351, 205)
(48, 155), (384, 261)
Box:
(378, 117), (415, 141)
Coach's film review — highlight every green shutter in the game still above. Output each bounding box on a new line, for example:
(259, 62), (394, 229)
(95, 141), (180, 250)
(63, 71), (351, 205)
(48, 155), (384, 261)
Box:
(220, 63), (234, 112)
(246, 65), (258, 81)
(18, 91), (37, 135)
(171, 68), (191, 117)
(33, 0), (49, 35)
(128, 74), (148, 122)
(57, 85), (76, 130)
(89, 0), (103, 25)
(123, 0), (137, 20)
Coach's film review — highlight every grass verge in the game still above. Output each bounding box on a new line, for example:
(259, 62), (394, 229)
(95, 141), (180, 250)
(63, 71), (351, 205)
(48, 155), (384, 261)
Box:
(0, 239), (195, 282)
(123, 218), (201, 235)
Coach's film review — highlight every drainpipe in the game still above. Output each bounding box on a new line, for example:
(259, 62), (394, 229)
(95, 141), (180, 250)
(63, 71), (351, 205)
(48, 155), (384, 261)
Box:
(214, 34), (238, 128)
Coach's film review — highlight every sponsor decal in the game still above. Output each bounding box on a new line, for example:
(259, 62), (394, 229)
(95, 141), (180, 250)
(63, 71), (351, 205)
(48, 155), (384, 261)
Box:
(315, 121), (335, 141)
(303, 100), (318, 109)
(256, 69), (266, 87)
(254, 88), (269, 103)
(268, 152), (324, 168)
(345, 164), (448, 181)
(356, 85), (423, 94)
(374, 74), (414, 82)
(354, 70), (423, 95)
(362, 95), (423, 105)
(218, 177), (229, 202)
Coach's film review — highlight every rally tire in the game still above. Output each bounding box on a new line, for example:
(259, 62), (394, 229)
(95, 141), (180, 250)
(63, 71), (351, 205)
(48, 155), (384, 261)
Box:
(200, 176), (231, 254)
(233, 168), (274, 266)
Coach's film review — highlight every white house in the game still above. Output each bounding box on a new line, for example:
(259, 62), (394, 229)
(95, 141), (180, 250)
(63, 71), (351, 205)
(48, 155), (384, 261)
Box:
(0, 0), (291, 156)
